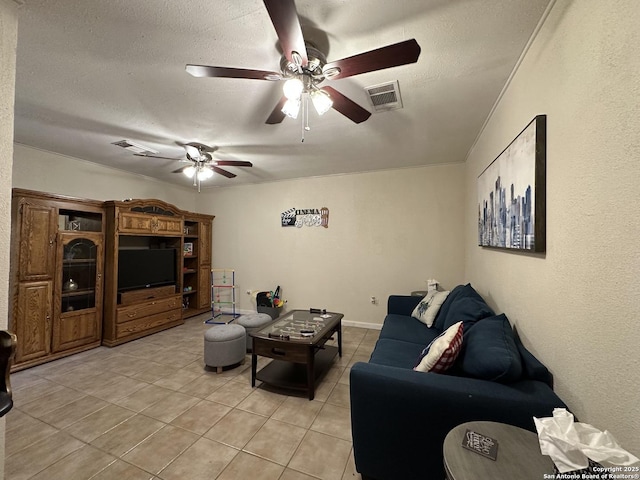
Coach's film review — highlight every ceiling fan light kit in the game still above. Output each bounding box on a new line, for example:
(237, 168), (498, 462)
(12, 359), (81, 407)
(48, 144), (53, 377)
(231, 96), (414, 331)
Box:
(182, 165), (197, 178)
(185, 0), (421, 133)
(283, 78), (304, 100)
(282, 97), (301, 119)
(310, 89), (333, 115)
(197, 167), (214, 181)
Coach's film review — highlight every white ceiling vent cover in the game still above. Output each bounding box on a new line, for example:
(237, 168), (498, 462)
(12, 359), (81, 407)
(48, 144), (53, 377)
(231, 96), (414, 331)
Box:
(112, 140), (158, 155)
(365, 80), (403, 112)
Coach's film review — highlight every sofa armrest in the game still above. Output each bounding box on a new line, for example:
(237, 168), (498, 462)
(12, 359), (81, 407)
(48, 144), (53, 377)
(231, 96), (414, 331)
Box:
(350, 361), (566, 480)
(387, 295), (422, 316)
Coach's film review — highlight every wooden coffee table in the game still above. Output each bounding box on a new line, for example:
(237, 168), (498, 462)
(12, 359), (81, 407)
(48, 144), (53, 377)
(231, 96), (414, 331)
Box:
(250, 309), (343, 400)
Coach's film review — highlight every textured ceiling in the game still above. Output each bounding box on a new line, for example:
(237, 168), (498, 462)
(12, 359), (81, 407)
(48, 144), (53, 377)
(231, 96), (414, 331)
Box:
(14, 0), (550, 189)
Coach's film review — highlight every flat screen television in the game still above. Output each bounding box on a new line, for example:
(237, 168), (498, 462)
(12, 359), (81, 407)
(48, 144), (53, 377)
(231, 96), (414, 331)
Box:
(117, 248), (177, 292)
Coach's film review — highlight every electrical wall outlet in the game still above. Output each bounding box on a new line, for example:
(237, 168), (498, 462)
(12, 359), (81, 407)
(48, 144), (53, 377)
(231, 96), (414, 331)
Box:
(370, 296), (377, 304)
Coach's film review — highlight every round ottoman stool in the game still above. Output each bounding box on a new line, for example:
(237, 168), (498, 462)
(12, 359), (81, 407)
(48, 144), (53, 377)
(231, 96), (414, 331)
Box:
(236, 313), (273, 351)
(204, 324), (246, 373)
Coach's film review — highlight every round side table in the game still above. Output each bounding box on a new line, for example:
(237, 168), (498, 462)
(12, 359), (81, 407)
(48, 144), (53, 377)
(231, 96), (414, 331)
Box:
(443, 421), (554, 480)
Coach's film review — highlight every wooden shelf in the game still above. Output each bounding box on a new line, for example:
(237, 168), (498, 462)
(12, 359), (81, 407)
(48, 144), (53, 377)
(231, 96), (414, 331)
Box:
(63, 258), (96, 265)
(61, 288), (95, 298)
(255, 346), (338, 394)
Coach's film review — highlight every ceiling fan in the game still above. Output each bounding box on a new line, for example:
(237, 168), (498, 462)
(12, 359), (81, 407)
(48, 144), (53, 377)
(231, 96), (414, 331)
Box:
(135, 143), (252, 191)
(186, 0), (421, 129)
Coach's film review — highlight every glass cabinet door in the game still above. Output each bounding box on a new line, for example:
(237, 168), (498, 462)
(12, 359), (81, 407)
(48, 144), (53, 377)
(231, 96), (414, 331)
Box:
(60, 236), (100, 313)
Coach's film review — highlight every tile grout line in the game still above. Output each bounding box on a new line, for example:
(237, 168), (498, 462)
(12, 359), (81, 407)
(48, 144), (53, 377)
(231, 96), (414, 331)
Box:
(6, 314), (374, 480)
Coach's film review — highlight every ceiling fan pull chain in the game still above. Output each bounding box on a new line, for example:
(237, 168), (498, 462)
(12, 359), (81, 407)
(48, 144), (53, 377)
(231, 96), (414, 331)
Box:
(300, 93), (306, 143)
(304, 93), (310, 132)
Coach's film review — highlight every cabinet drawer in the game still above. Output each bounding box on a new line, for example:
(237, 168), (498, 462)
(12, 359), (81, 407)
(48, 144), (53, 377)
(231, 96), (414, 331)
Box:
(116, 295), (181, 323)
(118, 212), (183, 235)
(116, 308), (182, 338)
(252, 339), (309, 363)
(119, 285), (177, 305)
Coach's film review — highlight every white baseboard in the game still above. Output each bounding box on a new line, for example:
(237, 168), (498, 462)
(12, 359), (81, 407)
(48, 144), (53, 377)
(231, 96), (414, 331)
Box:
(214, 308), (254, 316)
(215, 310), (383, 331)
(342, 320), (382, 330)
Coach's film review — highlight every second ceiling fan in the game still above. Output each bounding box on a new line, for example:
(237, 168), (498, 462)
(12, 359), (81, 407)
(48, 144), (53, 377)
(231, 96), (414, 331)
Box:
(136, 143), (252, 190)
(186, 0), (421, 126)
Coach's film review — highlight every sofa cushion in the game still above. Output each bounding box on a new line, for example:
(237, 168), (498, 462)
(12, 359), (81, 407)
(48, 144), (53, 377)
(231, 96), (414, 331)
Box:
(411, 290), (450, 327)
(432, 284), (467, 331)
(441, 296), (495, 332)
(387, 295), (422, 316)
(434, 283), (492, 331)
(369, 338), (427, 369)
(458, 314), (522, 383)
(414, 321), (463, 373)
(379, 314), (440, 346)
(514, 334), (553, 388)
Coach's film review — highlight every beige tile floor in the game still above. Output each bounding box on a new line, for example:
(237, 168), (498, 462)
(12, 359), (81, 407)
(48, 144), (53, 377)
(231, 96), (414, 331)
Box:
(5, 314), (380, 480)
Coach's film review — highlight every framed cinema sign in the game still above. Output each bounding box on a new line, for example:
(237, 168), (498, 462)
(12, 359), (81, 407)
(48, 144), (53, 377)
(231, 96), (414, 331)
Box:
(281, 207), (329, 228)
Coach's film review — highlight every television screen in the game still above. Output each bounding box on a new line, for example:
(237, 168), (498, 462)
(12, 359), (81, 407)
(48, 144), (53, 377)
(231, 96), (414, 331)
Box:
(117, 248), (177, 291)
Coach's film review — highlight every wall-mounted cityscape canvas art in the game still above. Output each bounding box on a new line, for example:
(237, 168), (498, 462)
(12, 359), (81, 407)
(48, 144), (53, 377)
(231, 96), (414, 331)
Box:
(477, 115), (546, 252)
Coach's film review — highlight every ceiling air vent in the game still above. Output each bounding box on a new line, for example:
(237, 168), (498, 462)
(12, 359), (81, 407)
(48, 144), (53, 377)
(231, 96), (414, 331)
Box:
(364, 80), (403, 112)
(111, 140), (158, 155)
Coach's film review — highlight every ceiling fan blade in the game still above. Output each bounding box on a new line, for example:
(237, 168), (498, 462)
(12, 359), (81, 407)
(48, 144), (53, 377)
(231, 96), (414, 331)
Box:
(321, 86), (371, 124)
(182, 142), (216, 153)
(215, 161), (253, 167)
(212, 166), (237, 178)
(322, 39), (421, 80)
(266, 96), (287, 124)
(134, 154), (181, 161)
(185, 65), (282, 81)
(263, 0), (308, 67)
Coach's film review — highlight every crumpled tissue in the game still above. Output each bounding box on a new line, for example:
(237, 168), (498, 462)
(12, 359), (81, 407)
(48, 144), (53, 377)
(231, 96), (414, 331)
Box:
(534, 408), (639, 473)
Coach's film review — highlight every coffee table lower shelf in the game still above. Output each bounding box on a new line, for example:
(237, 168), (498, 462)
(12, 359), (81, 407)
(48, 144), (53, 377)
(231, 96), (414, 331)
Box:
(255, 345), (338, 398)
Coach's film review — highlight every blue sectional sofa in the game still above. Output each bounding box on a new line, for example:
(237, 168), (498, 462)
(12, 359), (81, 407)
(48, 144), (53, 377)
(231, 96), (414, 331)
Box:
(350, 284), (567, 480)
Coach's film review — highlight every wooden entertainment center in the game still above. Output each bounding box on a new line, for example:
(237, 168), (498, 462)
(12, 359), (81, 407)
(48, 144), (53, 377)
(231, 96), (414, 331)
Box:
(9, 189), (214, 370)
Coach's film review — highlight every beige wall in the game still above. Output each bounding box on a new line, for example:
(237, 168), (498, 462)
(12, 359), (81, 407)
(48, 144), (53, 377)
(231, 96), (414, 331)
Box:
(10, 147), (467, 328)
(202, 165), (465, 326)
(12, 144), (198, 211)
(1, 0), (19, 476)
(465, 0), (640, 454)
